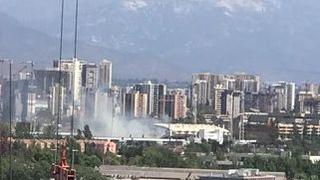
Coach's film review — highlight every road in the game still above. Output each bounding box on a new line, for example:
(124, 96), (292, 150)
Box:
(100, 165), (287, 180)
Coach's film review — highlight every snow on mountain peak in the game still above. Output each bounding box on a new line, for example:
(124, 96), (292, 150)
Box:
(123, 0), (148, 11)
(215, 0), (269, 12)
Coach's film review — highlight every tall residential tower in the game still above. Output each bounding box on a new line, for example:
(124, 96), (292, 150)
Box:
(99, 59), (112, 91)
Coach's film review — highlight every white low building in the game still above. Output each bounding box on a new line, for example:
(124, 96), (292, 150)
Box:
(155, 123), (229, 144)
(309, 156), (320, 164)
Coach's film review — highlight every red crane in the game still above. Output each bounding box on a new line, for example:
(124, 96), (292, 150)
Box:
(51, 144), (76, 180)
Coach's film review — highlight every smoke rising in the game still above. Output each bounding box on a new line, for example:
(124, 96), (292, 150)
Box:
(81, 90), (164, 138)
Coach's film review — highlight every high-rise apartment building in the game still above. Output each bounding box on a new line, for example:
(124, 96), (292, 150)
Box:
(134, 82), (168, 118)
(233, 73), (260, 93)
(125, 91), (148, 118)
(153, 84), (167, 118)
(160, 89), (187, 121)
(134, 81), (155, 116)
(297, 91), (313, 114)
(26, 91), (36, 122)
(82, 63), (99, 120)
(193, 80), (209, 105)
(300, 83), (319, 97)
(272, 83), (287, 112)
(98, 59), (112, 91)
(223, 76), (236, 90)
(221, 90), (243, 118)
(54, 58), (83, 105)
(213, 84), (225, 115)
(49, 84), (65, 116)
(256, 92), (274, 113)
(133, 92), (148, 118)
(172, 91), (188, 120)
(82, 63), (98, 91)
(192, 73), (210, 107)
(191, 73), (260, 110)
(271, 82), (295, 112)
(286, 82), (296, 111)
(34, 69), (71, 93)
(220, 90), (243, 138)
(1, 79), (32, 122)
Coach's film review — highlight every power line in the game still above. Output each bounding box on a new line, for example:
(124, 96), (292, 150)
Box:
(71, 0), (79, 139)
(70, 0), (79, 165)
(0, 60), (6, 180)
(73, 0), (79, 60)
(56, 0), (65, 163)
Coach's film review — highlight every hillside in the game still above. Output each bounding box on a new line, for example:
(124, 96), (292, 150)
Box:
(1, 0), (320, 81)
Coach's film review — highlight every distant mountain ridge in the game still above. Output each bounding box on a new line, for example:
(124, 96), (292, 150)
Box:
(0, 0), (320, 82)
(0, 12), (187, 80)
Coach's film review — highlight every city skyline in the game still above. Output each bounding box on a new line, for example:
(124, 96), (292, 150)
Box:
(1, 59), (320, 129)
(1, 1), (320, 179)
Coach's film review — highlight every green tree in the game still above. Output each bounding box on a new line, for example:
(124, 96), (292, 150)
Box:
(15, 122), (31, 138)
(83, 125), (93, 139)
(76, 166), (108, 180)
(75, 129), (83, 140)
(104, 151), (121, 165)
(42, 124), (55, 139)
(118, 144), (143, 163)
(138, 145), (187, 168)
(80, 154), (102, 167)
(0, 123), (9, 155)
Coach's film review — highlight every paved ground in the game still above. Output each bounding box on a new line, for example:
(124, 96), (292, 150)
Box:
(100, 165), (287, 180)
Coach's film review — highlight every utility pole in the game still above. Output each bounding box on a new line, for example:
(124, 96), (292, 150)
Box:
(71, 149), (78, 169)
(0, 59), (13, 180)
(9, 60), (12, 180)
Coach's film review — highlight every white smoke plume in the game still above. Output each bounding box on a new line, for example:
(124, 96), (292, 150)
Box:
(81, 91), (164, 138)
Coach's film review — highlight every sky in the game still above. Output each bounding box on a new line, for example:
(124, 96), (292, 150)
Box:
(0, 0), (319, 83)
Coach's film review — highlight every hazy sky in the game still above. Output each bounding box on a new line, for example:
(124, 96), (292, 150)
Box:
(0, 0), (319, 82)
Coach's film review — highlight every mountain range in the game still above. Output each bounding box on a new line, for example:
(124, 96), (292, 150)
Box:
(0, 0), (320, 82)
